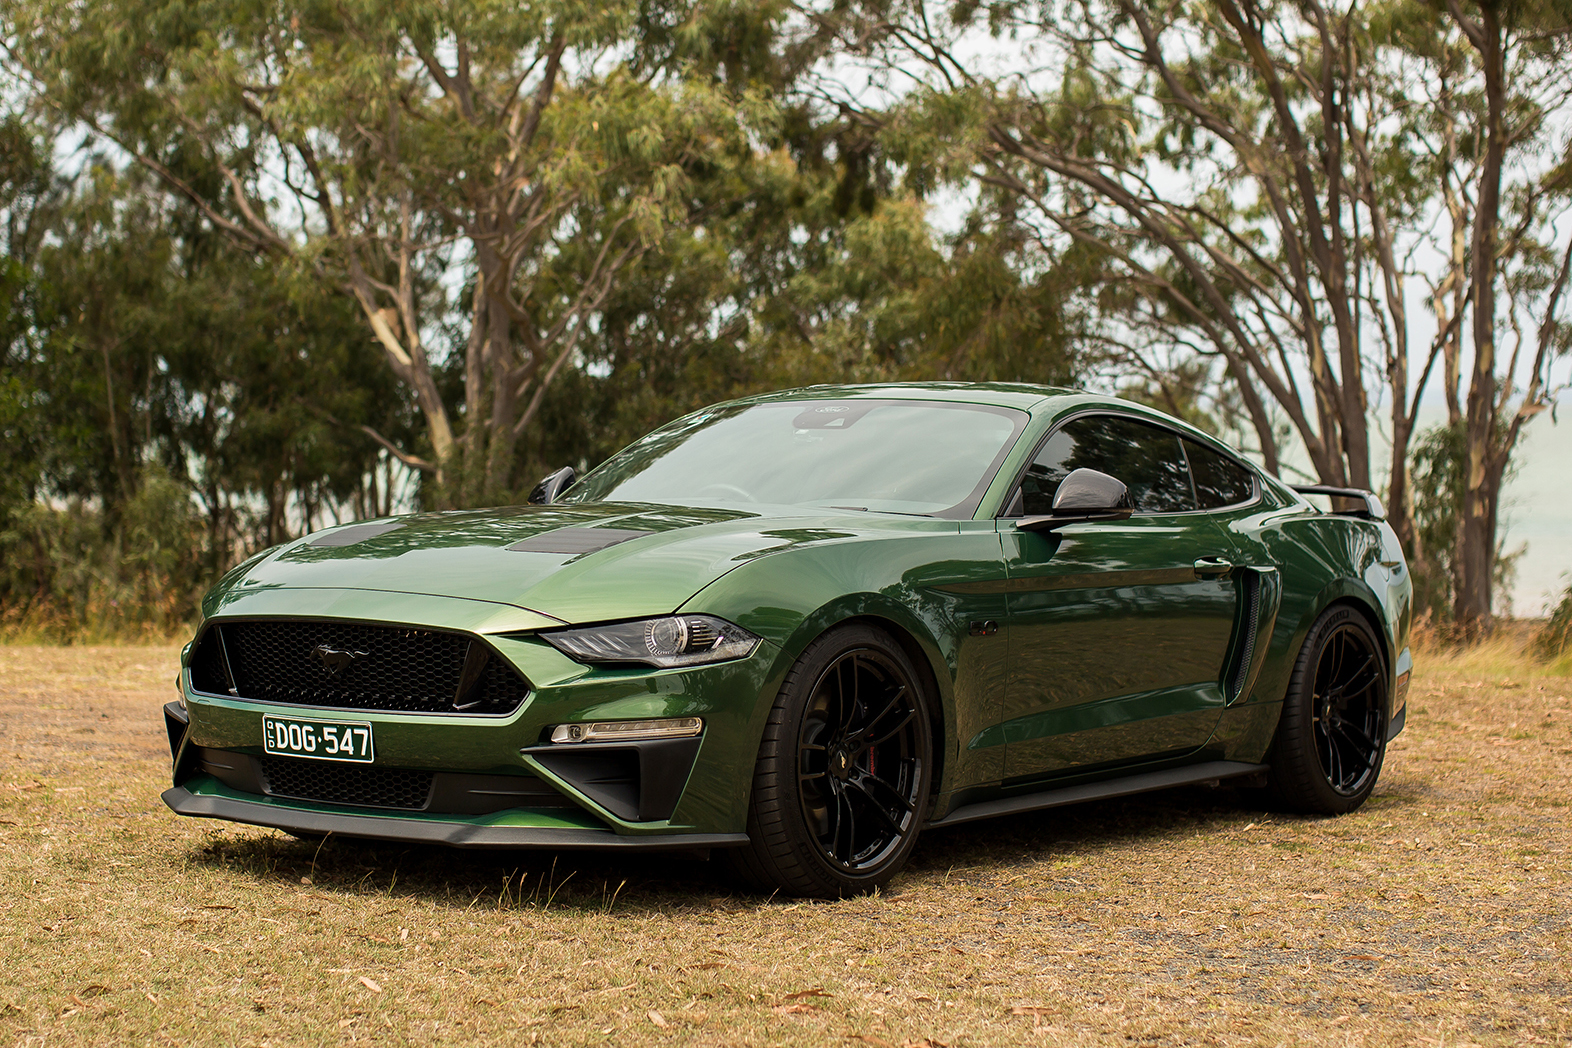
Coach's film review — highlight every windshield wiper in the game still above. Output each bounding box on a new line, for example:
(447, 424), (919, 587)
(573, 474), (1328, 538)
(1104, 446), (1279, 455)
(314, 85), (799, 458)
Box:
(822, 505), (936, 518)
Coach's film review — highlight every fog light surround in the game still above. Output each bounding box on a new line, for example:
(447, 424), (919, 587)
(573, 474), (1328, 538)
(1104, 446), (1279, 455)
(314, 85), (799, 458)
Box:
(549, 717), (703, 745)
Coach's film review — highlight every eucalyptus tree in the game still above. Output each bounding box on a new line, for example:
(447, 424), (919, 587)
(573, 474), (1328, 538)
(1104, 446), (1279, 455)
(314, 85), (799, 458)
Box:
(515, 86), (1094, 478)
(1425, 0), (1572, 628)
(1, 115), (411, 627)
(817, 0), (1572, 628)
(817, 0), (1427, 527)
(4, 0), (784, 504)
(0, 114), (56, 522)
(1334, 0), (1572, 627)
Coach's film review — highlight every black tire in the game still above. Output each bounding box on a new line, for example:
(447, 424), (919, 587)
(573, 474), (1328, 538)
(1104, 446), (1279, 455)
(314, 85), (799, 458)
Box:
(723, 624), (934, 898)
(1266, 604), (1389, 814)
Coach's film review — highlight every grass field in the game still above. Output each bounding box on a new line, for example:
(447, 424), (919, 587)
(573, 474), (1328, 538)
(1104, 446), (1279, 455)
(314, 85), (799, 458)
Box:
(1, 642), (1568, 1047)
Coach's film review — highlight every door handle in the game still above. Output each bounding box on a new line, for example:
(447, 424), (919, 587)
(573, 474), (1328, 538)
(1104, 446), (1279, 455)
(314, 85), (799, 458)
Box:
(1193, 556), (1234, 580)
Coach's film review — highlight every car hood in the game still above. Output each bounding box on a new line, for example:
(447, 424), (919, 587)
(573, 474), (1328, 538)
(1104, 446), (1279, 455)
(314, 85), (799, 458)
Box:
(202, 502), (953, 628)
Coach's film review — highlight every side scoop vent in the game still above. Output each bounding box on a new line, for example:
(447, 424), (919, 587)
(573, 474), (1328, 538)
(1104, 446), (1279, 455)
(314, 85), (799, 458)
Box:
(1228, 572), (1261, 700)
(1224, 567), (1281, 704)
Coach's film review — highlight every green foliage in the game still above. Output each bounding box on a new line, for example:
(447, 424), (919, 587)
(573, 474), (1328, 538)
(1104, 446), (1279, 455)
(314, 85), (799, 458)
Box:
(0, 3), (1091, 637)
(1537, 582), (1572, 659)
(0, 108), (418, 635)
(1409, 423), (1466, 621)
(1409, 421), (1524, 623)
(1114, 357), (1255, 443)
(2, 0), (815, 504)
(0, 467), (205, 640)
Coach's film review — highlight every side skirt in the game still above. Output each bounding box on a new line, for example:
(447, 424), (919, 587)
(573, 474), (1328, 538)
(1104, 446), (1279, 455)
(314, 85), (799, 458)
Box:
(925, 760), (1269, 830)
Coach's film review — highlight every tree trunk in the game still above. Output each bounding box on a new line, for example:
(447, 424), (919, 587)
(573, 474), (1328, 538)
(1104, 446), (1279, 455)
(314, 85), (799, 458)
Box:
(1451, 0), (1506, 632)
(1388, 397), (1415, 555)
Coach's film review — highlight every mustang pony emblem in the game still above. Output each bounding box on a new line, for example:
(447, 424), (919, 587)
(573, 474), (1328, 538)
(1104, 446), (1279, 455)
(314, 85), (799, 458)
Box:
(312, 644), (369, 677)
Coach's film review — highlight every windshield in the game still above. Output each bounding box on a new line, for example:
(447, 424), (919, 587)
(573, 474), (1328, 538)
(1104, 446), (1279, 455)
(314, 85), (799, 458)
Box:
(564, 399), (1027, 518)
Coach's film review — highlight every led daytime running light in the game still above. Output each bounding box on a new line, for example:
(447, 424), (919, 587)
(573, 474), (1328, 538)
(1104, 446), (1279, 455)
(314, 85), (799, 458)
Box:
(549, 717), (703, 744)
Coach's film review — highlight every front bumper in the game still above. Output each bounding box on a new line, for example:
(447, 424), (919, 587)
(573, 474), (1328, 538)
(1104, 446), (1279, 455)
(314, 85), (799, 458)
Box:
(165, 613), (785, 843)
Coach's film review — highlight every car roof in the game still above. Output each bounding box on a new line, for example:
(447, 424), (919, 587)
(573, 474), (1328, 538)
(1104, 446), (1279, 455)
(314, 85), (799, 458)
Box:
(720, 384), (1220, 432)
(717, 383), (1261, 465)
(721, 382), (1090, 412)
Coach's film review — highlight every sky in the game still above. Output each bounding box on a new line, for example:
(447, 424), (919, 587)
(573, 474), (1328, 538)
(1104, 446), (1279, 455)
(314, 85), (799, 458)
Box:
(1490, 406), (1572, 617)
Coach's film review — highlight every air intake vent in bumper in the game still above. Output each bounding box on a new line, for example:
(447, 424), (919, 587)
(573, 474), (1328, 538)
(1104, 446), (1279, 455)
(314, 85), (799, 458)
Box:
(261, 757), (434, 810)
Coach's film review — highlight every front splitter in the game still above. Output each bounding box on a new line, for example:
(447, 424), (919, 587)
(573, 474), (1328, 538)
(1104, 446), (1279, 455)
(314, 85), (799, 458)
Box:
(162, 786), (748, 851)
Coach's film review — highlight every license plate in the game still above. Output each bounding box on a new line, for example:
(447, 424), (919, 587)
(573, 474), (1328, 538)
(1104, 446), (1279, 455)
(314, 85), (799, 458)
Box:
(262, 715), (374, 763)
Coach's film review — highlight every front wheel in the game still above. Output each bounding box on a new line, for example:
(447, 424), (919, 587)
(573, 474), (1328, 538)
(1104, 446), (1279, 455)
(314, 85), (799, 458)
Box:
(1267, 605), (1389, 814)
(724, 624), (933, 898)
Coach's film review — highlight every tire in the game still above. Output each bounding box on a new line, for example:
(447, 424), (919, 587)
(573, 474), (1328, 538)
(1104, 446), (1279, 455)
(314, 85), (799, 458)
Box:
(723, 624), (934, 898)
(1266, 604), (1389, 814)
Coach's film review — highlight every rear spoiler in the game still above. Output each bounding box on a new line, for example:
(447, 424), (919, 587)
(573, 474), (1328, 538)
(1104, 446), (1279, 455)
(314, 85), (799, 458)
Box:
(1290, 485), (1387, 521)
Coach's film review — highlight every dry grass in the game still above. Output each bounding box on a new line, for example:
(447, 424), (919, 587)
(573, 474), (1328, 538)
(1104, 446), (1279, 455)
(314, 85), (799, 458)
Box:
(1, 644), (1568, 1048)
(1413, 619), (1572, 679)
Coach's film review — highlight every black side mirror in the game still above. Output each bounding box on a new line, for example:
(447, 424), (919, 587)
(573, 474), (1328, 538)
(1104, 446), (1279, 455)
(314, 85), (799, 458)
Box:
(528, 466), (577, 505)
(1018, 468), (1134, 533)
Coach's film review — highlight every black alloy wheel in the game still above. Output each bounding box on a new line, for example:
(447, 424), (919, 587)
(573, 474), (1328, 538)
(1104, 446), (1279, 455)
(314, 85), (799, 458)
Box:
(724, 624), (933, 897)
(796, 647), (926, 873)
(1267, 605), (1389, 814)
(1311, 622), (1386, 795)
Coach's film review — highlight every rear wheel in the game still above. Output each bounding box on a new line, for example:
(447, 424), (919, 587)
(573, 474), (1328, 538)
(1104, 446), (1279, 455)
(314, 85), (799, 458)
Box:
(724, 624), (933, 898)
(1267, 605), (1388, 814)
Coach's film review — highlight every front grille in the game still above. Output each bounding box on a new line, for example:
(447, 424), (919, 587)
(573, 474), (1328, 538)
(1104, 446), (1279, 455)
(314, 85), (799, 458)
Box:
(189, 620), (529, 715)
(260, 757), (434, 810)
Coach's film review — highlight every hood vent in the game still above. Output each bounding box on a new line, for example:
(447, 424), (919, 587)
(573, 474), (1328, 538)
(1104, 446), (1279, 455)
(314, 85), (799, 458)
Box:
(308, 521), (405, 547)
(506, 527), (653, 555)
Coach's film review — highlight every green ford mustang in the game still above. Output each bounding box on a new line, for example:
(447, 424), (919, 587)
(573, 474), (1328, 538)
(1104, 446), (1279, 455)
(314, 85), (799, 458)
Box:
(164, 383), (1413, 897)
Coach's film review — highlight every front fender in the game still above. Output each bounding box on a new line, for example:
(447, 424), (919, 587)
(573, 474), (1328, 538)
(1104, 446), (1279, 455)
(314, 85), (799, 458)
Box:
(678, 523), (1011, 798)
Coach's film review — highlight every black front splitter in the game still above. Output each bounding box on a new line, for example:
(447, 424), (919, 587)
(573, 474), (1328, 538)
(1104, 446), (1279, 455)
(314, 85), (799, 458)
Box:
(162, 786), (748, 852)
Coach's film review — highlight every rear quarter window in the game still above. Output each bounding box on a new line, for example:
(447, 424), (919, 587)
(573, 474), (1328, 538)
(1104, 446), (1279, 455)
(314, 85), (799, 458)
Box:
(1184, 439), (1257, 509)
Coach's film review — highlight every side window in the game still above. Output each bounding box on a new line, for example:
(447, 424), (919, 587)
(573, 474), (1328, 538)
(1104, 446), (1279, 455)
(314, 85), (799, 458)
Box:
(1184, 439), (1257, 509)
(1015, 416), (1197, 515)
(1016, 430), (1076, 515)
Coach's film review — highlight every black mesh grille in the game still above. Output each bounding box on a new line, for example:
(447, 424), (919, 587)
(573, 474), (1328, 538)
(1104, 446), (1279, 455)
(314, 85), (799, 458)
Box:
(193, 620), (529, 715)
(189, 629), (233, 695)
(260, 757), (434, 810)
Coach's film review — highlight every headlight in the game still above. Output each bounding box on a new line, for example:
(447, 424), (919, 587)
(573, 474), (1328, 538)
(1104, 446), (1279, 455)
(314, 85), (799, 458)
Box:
(542, 615), (761, 668)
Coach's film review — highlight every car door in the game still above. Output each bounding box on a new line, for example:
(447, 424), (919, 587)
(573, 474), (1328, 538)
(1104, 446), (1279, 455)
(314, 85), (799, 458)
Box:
(999, 414), (1241, 780)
